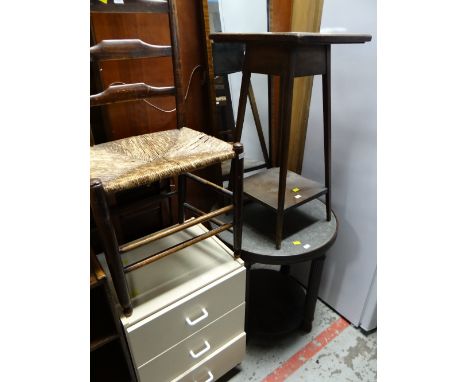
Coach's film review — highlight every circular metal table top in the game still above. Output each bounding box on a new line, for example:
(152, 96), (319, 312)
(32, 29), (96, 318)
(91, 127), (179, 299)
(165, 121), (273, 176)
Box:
(217, 199), (338, 264)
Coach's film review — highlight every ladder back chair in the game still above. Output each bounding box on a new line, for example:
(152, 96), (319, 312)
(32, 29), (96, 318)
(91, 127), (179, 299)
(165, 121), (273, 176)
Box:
(90, 0), (244, 317)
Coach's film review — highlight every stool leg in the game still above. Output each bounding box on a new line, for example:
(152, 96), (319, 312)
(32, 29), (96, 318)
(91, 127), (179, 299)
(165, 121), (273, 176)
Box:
(177, 174), (186, 224)
(90, 179), (133, 317)
(302, 255), (326, 332)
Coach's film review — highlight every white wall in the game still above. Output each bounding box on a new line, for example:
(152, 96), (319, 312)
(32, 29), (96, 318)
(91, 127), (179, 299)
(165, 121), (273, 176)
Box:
(293, 0), (377, 327)
(218, 0), (269, 164)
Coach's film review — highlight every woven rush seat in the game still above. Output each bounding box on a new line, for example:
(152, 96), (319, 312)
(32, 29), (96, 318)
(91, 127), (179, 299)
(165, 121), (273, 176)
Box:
(90, 127), (235, 193)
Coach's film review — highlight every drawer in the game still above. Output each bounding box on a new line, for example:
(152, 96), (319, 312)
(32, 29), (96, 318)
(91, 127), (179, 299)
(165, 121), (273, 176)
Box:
(172, 332), (246, 382)
(138, 303), (245, 382)
(127, 267), (245, 367)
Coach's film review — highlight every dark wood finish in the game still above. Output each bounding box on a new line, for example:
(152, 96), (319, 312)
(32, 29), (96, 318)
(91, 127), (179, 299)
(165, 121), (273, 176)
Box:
(294, 45), (327, 76)
(247, 269), (305, 338)
(276, 62), (296, 249)
(90, 1), (244, 319)
(91, 333), (119, 352)
(212, 42), (245, 76)
(243, 168), (327, 211)
(90, 0), (224, 248)
(90, 251), (137, 381)
(91, 83), (175, 106)
(234, 70), (251, 142)
(210, 32), (372, 45)
(91, 0), (169, 14)
(167, 0), (186, 128)
(124, 222), (233, 273)
(91, 39), (172, 61)
(91, 12), (176, 139)
(91, 0), (213, 143)
(199, 0), (218, 140)
(322, 45), (332, 221)
(90, 179), (133, 317)
(183, 203), (230, 230)
(232, 143), (244, 258)
(210, 32), (371, 248)
(120, 204), (233, 252)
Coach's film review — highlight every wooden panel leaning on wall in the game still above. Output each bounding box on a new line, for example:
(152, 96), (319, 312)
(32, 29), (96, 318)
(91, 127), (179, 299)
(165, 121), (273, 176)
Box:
(90, 0), (221, 246)
(268, 0), (324, 173)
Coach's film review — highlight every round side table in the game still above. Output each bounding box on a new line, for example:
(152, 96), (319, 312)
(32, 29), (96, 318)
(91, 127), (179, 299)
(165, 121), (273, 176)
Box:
(217, 199), (337, 338)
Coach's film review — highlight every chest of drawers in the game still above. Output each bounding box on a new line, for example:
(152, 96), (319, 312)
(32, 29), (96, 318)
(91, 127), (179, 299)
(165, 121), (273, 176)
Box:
(118, 223), (246, 382)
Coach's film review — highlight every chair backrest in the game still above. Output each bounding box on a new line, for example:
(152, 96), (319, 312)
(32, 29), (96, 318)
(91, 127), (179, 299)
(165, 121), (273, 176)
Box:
(90, 0), (186, 129)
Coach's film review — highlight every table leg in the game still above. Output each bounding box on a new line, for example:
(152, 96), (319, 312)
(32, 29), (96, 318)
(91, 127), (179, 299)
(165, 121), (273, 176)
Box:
(234, 70), (252, 142)
(322, 45), (332, 221)
(232, 143), (244, 258)
(276, 70), (295, 249)
(302, 255), (326, 332)
(228, 70), (251, 191)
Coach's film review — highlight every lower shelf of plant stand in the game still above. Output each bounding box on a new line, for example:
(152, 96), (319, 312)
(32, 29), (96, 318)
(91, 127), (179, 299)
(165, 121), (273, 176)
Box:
(247, 268), (305, 339)
(243, 167), (327, 211)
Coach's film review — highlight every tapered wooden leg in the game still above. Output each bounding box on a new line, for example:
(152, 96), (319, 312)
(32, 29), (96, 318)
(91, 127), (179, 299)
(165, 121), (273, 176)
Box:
(276, 70), (296, 249)
(90, 179), (133, 317)
(232, 143), (244, 258)
(234, 71), (252, 142)
(302, 255), (326, 332)
(228, 70), (251, 191)
(322, 46), (332, 221)
(247, 83), (269, 165)
(177, 174), (186, 224)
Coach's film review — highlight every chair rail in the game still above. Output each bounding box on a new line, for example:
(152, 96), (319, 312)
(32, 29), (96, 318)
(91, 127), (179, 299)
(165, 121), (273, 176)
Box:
(91, 83), (175, 106)
(91, 39), (172, 61)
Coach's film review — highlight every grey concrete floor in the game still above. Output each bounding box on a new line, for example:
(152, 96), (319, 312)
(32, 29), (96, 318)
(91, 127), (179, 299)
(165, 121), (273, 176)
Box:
(220, 299), (376, 382)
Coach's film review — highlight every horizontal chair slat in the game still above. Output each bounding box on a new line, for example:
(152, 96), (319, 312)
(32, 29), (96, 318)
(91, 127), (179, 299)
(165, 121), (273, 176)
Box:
(91, 83), (175, 106)
(124, 223), (233, 273)
(90, 0), (169, 14)
(184, 203), (234, 233)
(119, 205), (234, 253)
(91, 39), (172, 61)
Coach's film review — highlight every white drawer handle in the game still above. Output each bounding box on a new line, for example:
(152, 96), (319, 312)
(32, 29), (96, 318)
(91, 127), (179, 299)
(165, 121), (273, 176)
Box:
(197, 371), (214, 382)
(186, 308), (208, 326)
(189, 340), (211, 359)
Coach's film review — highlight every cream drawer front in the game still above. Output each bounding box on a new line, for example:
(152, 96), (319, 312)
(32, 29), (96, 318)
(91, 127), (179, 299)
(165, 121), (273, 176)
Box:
(127, 267), (245, 367)
(172, 333), (246, 382)
(138, 303), (245, 382)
